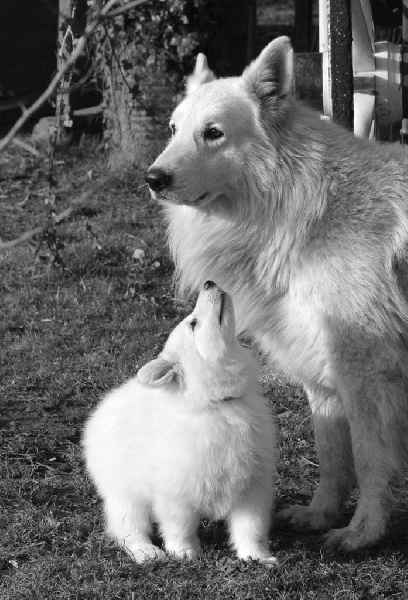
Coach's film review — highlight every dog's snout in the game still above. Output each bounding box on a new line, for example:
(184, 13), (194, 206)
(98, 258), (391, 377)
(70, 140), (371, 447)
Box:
(145, 167), (172, 192)
(204, 280), (216, 290)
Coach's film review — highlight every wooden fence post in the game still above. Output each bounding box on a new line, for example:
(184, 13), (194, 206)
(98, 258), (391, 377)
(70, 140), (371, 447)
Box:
(319, 0), (354, 129)
(401, 0), (408, 143)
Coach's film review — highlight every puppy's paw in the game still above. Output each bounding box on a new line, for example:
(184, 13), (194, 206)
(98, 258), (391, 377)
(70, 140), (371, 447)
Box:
(166, 547), (200, 560)
(123, 542), (166, 563)
(237, 546), (278, 568)
(278, 504), (337, 531)
(165, 537), (201, 560)
(258, 555), (278, 569)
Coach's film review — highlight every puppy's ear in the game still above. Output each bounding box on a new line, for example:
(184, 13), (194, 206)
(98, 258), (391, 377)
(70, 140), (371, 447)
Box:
(242, 36), (293, 124)
(186, 54), (216, 95)
(137, 357), (181, 388)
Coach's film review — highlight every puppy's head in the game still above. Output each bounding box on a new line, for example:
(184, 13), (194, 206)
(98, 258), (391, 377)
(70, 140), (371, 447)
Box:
(137, 282), (255, 402)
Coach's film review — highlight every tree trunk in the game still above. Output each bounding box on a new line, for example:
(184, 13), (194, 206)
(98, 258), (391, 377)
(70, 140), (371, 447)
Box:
(102, 50), (172, 170)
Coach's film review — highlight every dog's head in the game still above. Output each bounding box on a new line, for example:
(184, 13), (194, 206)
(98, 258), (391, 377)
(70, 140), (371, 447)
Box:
(145, 37), (293, 212)
(137, 282), (257, 402)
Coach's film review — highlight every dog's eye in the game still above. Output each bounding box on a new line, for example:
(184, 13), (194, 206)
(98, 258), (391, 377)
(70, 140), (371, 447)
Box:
(169, 122), (176, 137)
(190, 318), (198, 331)
(203, 127), (224, 141)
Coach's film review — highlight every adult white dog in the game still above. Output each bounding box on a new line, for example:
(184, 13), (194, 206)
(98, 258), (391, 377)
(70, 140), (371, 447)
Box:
(145, 37), (408, 552)
(83, 282), (277, 565)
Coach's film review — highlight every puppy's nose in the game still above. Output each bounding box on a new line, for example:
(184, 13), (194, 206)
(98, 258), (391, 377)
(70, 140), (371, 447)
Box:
(145, 167), (172, 192)
(204, 280), (216, 290)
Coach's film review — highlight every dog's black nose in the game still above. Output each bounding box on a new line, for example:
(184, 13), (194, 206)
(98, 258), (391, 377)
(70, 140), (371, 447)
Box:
(145, 168), (172, 192)
(204, 280), (216, 290)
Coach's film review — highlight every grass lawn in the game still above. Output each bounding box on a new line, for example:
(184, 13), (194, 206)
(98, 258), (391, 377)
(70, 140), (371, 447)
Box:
(1, 141), (408, 599)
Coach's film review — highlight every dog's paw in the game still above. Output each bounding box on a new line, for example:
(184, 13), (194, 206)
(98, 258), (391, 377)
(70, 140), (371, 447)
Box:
(236, 546), (278, 568)
(165, 536), (201, 561)
(167, 546), (200, 560)
(322, 526), (380, 554)
(257, 555), (278, 569)
(123, 542), (166, 563)
(278, 504), (337, 531)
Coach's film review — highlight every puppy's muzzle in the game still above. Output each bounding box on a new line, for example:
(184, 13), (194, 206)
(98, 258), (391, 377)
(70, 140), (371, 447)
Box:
(145, 167), (172, 192)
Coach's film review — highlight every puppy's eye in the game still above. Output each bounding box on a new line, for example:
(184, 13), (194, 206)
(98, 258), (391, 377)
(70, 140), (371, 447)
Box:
(203, 127), (224, 141)
(190, 318), (198, 331)
(169, 122), (176, 137)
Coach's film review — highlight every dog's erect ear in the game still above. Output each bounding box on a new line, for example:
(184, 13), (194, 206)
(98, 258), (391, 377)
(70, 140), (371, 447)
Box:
(137, 357), (181, 388)
(242, 37), (293, 117)
(186, 53), (216, 95)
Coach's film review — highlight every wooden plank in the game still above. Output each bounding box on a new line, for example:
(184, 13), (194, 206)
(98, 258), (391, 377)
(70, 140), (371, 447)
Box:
(294, 53), (376, 110)
(0, 92), (40, 113)
(319, 0), (331, 116)
(73, 105), (103, 116)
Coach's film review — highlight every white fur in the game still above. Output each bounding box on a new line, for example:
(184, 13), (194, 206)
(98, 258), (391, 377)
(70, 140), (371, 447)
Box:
(146, 37), (408, 552)
(83, 284), (276, 565)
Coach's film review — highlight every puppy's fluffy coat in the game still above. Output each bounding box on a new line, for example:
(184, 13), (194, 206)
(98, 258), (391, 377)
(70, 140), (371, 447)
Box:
(83, 283), (276, 564)
(146, 37), (408, 552)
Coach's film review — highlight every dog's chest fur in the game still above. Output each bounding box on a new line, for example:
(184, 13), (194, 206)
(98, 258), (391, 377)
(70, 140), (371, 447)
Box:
(166, 205), (335, 388)
(150, 398), (267, 518)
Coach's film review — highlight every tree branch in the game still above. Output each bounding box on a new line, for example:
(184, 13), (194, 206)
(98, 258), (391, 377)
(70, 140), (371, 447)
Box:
(0, 0), (140, 154)
(12, 138), (41, 157)
(105, 0), (149, 17)
(0, 174), (116, 252)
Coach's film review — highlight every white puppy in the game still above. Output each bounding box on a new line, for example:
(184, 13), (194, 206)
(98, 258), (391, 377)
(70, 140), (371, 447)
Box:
(83, 281), (277, 565)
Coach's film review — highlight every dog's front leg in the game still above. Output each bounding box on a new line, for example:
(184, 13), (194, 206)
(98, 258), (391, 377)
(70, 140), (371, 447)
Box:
(228, 482), (277, 566)
(105, 496), (166, 563)
(279, 385), (354, 531)
(155, 499), (201, 560)
(322, 332), (407, 552)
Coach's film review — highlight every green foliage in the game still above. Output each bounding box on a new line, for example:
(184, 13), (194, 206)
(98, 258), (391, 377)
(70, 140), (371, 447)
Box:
(85, 0), (249, 167)
(85, 1), (201, 166)
(90, 0), (199, 121)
